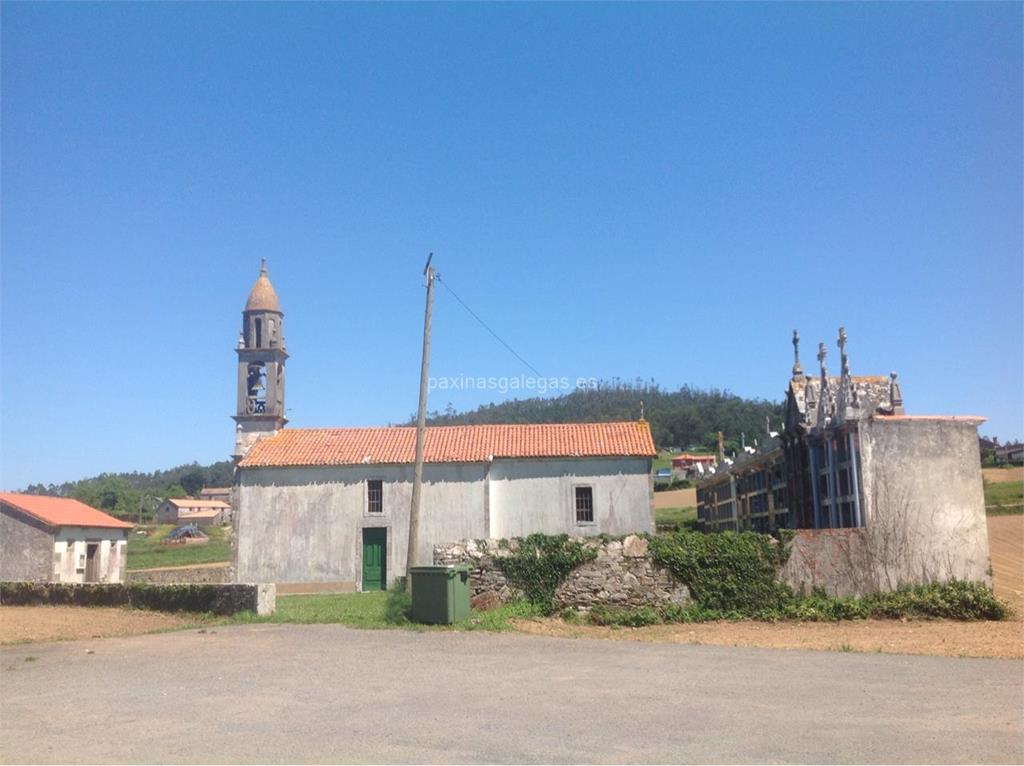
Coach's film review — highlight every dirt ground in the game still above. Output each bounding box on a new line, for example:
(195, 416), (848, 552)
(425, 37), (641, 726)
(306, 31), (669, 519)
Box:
(983, 466), (1023, 483)
(654, 487), (696, 508)
(514, 613), (1024, 659)
(0, 606), (211, 645)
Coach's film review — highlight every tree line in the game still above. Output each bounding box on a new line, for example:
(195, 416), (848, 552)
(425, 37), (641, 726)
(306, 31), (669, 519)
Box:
(421, 379), (784, 454)
(20, 461), (235, 521)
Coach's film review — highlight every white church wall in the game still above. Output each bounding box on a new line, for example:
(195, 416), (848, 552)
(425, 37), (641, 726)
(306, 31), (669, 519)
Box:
(235, 463), (488, 586)
(487, 457), (654, 540)
(236, 456), (654, 586)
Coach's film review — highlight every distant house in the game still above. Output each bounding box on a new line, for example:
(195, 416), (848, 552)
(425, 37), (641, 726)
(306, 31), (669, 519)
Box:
(155, 498), (230, 526)
(199, 487), (232, 504)
(0, 492), (132, 583)
(995, 443), (1024, 465)
(671, 453), (717, 476)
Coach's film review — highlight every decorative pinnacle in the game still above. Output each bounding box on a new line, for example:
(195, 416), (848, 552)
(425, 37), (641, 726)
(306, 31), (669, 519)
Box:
(792, 330), (803, 377)
(260, 257), (268, 274)
(817, 342), (827, 371)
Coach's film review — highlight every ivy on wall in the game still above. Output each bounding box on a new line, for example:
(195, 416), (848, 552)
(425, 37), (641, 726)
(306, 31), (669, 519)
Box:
(494, 534), (597, 614)
(648, 530), (794, 614)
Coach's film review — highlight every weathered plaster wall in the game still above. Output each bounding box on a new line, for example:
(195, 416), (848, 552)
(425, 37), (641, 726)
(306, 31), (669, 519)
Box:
(53, 528), (128, 581)
(859, 418), (990, 587)
(781, 418), (991, 596)
(235, 463), (488, 586)
(236, 457), (654, 587)
(434, 535), (690, 611)
(0, 506), (53, 582)
(52, 528), (128, 584)
(487, 457), (654, 539)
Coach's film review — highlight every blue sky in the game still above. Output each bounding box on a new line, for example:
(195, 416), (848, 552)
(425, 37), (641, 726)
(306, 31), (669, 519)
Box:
(2, 2), (1021, 489)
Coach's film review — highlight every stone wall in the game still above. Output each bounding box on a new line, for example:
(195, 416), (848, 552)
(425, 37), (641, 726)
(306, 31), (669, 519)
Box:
(434, 535), (690, 611)
(0, 505), (53, 582)
(127, 565), (231, 585)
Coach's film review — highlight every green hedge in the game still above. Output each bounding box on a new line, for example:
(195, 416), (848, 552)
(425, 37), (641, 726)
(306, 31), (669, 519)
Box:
(648, 529), (793, 614)
(0, 581), (259, 615)
(584, 581), (1010, 625)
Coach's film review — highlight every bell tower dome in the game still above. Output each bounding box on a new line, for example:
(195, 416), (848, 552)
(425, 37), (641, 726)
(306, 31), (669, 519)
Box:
(233, 258), (288, 460)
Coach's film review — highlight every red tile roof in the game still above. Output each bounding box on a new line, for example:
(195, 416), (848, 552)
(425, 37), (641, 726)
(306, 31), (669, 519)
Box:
(0, 493), (133, 529)
(239, 422), (656, 468)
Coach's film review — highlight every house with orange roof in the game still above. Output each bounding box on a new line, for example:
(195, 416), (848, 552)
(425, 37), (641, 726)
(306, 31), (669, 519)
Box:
(0, 492), (133, 583)
(155, 497), (231, 526)
(228, 262), (656, 591)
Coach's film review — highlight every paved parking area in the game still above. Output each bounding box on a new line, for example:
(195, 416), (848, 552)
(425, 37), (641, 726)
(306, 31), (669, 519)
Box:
(1, 624), (1022, 764)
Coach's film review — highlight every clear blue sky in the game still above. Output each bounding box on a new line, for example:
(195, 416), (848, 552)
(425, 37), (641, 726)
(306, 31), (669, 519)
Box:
(2, 2), (1021, 489)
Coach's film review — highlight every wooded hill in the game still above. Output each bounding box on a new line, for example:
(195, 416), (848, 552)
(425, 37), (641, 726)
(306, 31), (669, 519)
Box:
(421, 380), (784, 454)
(20, 461), (235, 521)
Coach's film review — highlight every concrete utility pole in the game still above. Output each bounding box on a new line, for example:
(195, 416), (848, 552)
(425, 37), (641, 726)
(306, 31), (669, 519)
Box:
(407, 254), (435, 579)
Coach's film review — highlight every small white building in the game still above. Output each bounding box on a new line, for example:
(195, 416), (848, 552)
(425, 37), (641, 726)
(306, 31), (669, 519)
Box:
(0, 493), (133, 583)
(155, 498), (231, 526)
(235, 422), (656, 591)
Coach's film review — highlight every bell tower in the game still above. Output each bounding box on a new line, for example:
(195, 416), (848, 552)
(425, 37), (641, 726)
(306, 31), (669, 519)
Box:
(233, 258), (288, 460)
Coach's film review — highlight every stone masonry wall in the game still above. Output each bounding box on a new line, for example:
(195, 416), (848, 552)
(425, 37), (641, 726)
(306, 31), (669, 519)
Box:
(434, 535), (690, 611)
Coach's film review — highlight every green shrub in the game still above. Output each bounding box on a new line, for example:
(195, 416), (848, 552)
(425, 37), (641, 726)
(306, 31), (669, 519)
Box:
(861, 581), (1009, 621)
(648, 530), (792, 615)
(494, 533), (597, 614)
(384, 582), (412, 625)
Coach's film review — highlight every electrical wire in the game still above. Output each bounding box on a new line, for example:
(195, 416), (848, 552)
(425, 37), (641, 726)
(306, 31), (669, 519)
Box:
(435, 274), (544, 378)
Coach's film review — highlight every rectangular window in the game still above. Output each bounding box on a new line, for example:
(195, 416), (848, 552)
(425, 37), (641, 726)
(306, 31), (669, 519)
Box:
(574, 486), (594, 524)
(367, 480), (383, 514)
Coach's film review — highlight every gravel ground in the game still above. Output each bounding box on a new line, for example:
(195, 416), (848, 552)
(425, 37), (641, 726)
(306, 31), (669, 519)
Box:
(0, 606), (211, 644)
(514, 614), (1024, 658)
(1, 623), (1021, 764)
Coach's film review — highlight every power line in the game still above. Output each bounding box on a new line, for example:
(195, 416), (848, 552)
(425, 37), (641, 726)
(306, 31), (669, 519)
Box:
(435, 274), (544, 378)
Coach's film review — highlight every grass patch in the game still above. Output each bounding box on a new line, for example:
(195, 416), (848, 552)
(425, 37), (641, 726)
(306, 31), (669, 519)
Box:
(227, 590), (541, 632)
(651, 452), (674, 473)
(127, 525), (231, 570)
(654, 507), (697, 531)
(984, 479), (1023, 514)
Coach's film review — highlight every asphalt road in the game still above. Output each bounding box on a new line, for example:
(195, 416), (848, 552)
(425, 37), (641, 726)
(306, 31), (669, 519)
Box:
(1, 624), (1022, 764)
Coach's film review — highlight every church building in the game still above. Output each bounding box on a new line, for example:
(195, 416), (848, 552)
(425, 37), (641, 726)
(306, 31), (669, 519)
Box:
(230, 262), (655, 591)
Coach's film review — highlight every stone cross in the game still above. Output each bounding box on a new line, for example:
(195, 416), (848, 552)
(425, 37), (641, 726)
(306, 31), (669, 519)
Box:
(817, 342), (827, 373)
(837, 326), (849, 375)
(792, 330), (803, 377)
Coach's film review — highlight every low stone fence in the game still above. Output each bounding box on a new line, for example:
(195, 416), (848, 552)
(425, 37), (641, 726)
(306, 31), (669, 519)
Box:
(127, 565), (231, 585)
(0, 581), (275, 616)
(434, 535), (690, 611)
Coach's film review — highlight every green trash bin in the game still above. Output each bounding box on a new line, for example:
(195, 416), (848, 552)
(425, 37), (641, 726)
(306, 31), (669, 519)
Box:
(409, 565), (471, 624)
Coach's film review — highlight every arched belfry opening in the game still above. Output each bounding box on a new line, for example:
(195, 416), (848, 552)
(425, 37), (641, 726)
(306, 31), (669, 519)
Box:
(233, 258), (287, 460)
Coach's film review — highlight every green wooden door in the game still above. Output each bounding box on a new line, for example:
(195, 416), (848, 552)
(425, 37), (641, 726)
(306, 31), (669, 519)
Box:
(362, 528), (387, 591)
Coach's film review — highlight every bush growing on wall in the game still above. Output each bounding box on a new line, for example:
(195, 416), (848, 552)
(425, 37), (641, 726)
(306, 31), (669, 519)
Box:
(494, 533), (598, 614)
(648, 529), (793, 614)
